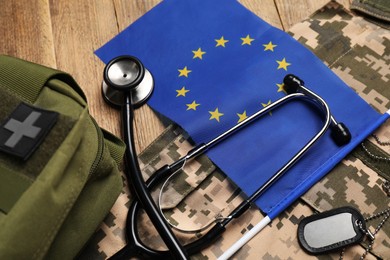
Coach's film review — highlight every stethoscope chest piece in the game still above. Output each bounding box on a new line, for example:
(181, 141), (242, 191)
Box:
(102, 55), (154, 108)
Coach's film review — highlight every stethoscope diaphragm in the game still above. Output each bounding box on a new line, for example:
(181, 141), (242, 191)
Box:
(102, 55), (154, 108)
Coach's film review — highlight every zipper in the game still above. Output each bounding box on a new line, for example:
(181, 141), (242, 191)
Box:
(89, 117), (105, 176)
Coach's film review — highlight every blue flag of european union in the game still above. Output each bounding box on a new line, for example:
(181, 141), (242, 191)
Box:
(96, 0), (387, 219)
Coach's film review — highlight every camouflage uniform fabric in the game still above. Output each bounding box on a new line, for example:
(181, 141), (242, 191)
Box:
(78, 2), (390, 259)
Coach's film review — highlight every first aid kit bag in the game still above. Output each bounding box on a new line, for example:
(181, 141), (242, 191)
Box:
(0, 55), (125, 259)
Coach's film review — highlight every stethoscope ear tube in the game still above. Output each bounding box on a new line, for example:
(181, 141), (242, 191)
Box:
(284, 74), (351, 146)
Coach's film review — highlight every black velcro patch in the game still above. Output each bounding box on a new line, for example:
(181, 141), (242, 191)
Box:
(0, 102), (58, 160)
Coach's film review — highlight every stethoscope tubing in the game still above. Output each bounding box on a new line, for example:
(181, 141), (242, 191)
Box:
(112, 160), (226, 259)
(102, 55), (351, 259)
(121, 94), (188, 260)
(114, 87), (335, 259)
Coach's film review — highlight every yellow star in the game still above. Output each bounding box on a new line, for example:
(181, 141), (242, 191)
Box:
(262, 100), (273, 116)
(241, 35), (254, 45)
(276, 83), (286, 93)
(186, 101), (200, 110)
(215, 36), (229, 47)
(276, 58), (291, 71)
(176, 86), (190, 97)
(178, 66), (192, 77)
(192, 48), (206, 59)
(209, 108), (224, 122)
(263, 41), (277, 51)
(237, 111), (248, 123)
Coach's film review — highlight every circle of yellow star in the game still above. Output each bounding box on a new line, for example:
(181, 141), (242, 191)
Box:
(215, 36), (229, 47)
(192, 48), (206, 59)
(176, 86), (190, 97)
(276, 58), (291, 71)
(237, 111), (248, 123)
(263, 41), (277, 51)
(209, 108), (224, 122)
(178, 66), (192, 77)
(186, 101), (200, 110)
(241, 35), (254, 45)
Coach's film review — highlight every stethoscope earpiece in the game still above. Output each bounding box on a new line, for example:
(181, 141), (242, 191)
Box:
(283, 74), (304, 94)
(331, 122), (351, 146)
(102, 55), (154, 108)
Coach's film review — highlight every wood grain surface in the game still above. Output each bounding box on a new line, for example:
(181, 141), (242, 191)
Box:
(0, 0), (350, 152)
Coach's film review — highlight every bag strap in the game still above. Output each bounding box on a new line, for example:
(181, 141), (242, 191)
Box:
(0, 55), (86, 103)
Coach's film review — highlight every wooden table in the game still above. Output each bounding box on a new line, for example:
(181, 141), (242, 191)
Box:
(0, 0), (350, 153)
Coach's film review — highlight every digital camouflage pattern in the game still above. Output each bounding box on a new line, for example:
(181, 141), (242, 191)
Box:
(78, 2), (390, 259)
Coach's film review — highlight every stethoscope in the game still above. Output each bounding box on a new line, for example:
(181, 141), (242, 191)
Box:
(101, 55), (351, 260)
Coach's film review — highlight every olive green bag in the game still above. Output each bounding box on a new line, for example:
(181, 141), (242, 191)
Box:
(0, 55), (125, 259)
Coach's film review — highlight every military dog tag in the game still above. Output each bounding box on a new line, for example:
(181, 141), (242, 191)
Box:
(298, 207), (366, 254)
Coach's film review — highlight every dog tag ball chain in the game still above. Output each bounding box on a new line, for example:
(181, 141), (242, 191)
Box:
(341, 135), (390, 260)
(342, 135), (390, 260)
(298, 135), (390, 259)
(339, 205), (390, 260)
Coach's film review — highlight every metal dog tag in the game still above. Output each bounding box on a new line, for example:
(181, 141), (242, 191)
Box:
(298, 207), (366, 254)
